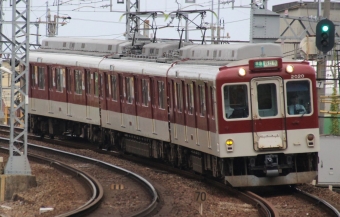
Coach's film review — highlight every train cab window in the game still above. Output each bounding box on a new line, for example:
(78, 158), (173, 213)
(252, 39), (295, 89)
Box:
(158, 81), (165, 109)
(126, 77), (134, 104)
(142, 79), (149, 106)
(86, 71), (91, 94)
(187, 83), (194, 115)
(112, 75), (117, 101)
(198, 84), (206, 116)
(94, 72), (99, 97)
(223, 84), (249, 119)
(38, 66), (45, 90)
(74, 70), (82, 94)
(174, 82), (183, 112)
(56, 68), (64, 92)
(286, 80), (311, 115)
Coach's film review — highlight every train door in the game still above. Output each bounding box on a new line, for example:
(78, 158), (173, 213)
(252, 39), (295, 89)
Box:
(105, 73), (121, 126)
(184, 81), (196, 143)
(136, 76), (152, 132)
(120, 74), (136, 128)
(66, 68), (72, 116)
(150, 78), (156, 134)
(85, 69), (92, 118)
(66, 68), (73, 116)
(196, 82), (209, 146)
(47, 66), (52, 113)
(250, 76), (287, 151)
(173, 80), (185, 140)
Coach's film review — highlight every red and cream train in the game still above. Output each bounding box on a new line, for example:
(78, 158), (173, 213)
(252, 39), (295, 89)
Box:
(28, 38), (319, 187)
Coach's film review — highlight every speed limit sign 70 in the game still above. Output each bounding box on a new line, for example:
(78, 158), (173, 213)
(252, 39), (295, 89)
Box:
(194, 191), (207, 203)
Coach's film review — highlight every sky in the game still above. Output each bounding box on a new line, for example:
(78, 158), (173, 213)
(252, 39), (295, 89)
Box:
(1, 0), (309, 44)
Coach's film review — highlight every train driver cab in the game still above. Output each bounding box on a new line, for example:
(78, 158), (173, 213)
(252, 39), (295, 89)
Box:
(224, 84), (249, 119)
(286, 80), (312, 116)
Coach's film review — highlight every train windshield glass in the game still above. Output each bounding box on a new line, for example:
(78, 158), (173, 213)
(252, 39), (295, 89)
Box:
(257, 83), (278, 117)
(286, 80), (311, 115)
(223, 84), (249, 119)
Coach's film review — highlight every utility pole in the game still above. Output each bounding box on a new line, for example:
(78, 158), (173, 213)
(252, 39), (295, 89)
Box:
(0, 1), (4, 121)
(317, 0), (330, 135)
(125, 0), (140, 40)
(3, 0), (31, 175)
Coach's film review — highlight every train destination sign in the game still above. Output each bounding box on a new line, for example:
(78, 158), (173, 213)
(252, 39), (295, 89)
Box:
(254, 60), (278, 68)
(249, 58), (282, 71)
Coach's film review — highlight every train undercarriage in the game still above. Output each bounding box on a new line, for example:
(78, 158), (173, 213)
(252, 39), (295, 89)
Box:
(29, 114), (318, 186)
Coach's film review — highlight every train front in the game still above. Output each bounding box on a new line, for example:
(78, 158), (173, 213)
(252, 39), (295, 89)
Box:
(216, 57), (319, 187)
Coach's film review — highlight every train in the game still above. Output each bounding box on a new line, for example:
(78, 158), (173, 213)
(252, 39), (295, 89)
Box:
(28, 37), (319, 187)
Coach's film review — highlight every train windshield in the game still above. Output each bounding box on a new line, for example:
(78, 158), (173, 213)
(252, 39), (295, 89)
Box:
(223, 84), (249, 119)
(286, 80), (311, 115)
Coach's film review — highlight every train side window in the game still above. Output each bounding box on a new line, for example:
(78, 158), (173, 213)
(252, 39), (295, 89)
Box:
(67, 69), (72, 92)
(74, 70), (82, 94)
(32, 66), (37, 87)
(142, 79), (149, 106)
(112, 75), (117, 101)
(210, 86), (215, 119)
(94, 72), (99, 97)
(106, 74), (111, 98)
(86, 71), (91, 94)
(126, 76), (134, 104)
(198, 84), (206, 116)
(48, 68), (53, 89)
(187, 83), (194, 115)
(224, 84), (249, 119)
(158, 81), (165, 109)
(175, 82), (183, 113)
(286, 80), (311, 115)
(56, 68), (64, 92)
(38, 66), (45, 90)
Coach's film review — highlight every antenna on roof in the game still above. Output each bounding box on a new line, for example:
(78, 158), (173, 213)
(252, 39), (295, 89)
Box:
(261, 46), (265, 57)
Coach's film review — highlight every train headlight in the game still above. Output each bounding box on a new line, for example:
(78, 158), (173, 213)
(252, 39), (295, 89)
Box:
(286, 65), (294, 73)
(226, 139), (234, 152)
(306, 134), (315, 147)
(238, 68), (246, 77)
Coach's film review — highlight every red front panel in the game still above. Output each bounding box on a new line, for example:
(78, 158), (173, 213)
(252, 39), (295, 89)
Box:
(216, 61), (319, 135)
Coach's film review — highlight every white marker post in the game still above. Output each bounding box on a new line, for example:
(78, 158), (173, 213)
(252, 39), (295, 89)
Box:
(194, 191), (207, 215)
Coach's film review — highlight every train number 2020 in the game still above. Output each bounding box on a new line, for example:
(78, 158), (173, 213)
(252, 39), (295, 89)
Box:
(291, 74), (304, 79)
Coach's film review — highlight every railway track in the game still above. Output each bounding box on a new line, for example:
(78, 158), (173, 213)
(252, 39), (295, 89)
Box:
(1, 125), (339, 216)
(0, 135), (159, 217)
(246, 185), (340, 217)
(0, 145), (103, 216)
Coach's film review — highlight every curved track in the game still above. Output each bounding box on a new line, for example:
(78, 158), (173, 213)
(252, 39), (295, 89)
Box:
(0, 135), (159, 217)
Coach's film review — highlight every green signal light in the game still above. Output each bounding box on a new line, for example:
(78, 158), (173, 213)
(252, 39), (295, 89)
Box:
(322, 25), (329, 32)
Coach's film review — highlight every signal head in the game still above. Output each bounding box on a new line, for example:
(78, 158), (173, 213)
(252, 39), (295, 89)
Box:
(315, 18), (335, 54)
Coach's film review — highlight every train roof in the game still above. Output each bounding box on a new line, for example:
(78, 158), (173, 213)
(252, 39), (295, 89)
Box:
(37, 37), (284, 66)
(30, 51), (220, 81)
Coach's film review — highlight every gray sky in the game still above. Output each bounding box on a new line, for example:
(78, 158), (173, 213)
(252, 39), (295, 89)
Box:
(1, 0), (308, 43)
